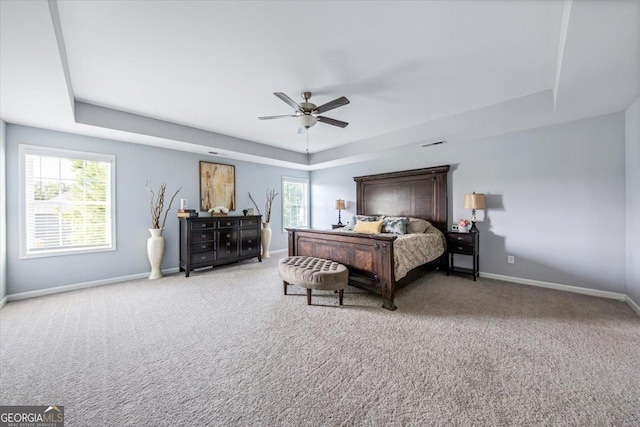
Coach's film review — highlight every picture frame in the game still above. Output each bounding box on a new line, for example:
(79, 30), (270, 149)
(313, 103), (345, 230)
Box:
(199, 161), (236, 212)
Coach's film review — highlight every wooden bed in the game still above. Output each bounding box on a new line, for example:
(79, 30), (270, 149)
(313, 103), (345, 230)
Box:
(286, 165), (449, 310)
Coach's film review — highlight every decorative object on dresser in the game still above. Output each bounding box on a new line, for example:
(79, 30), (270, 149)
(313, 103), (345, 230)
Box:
(208, 205), (229, 216)
(199, 161), (235, 212)
(287, 165), (450, 310)
(248, 188), (279, 259)
(457, 219), (470, 233)
(335, 199), (345, 226)
(179, 215), (262, 277)
(446, 231), (480, 280)
(146, 181), (181, 280)
(464, 192), (485, 233)
(177, 209), (198, 218)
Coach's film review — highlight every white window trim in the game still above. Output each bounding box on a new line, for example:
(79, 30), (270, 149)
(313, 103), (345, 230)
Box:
(281, 176), (309, 233)
(19, 144), (117, 259)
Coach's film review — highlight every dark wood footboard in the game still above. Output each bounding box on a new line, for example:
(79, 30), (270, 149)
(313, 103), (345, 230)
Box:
(287, 228), (400, 310)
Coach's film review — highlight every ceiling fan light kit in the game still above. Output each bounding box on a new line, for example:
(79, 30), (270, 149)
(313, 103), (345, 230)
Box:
(258, 91), (350, 133)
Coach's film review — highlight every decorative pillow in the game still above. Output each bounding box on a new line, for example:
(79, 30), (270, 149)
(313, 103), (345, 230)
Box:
(382, 217), (409, 235)
(407, 218), (430, 234)
(344, 215), (383, 231)
(353, 220), (383, 234)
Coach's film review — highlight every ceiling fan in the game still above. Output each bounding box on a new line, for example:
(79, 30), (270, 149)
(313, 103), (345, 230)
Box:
(258, 92), (350, 134)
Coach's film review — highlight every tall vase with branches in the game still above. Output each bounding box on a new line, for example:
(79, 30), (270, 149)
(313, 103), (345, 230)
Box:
(145, 181), (181, 279)
(248, 188), (278, 258)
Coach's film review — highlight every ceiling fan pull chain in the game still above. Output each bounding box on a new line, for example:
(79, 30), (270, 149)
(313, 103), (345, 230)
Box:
(306, 131), (309, 155)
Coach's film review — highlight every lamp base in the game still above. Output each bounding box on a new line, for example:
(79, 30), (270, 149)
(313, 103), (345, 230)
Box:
(470, 221), (479, 233)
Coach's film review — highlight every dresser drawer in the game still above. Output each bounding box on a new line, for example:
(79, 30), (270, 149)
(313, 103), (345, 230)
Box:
(218, 219), (239, 228)
(241, 238), (259, 255)
(241, 218), (260, 228)
(218, 246), (237, 259)
(191, 251), (214, 264)
(218, 230), (237, 243)
(191, 221), (215, 230)
(191, 230), (214, 242)
(191, 242), (214, 253)
(241, 228), (258, 239)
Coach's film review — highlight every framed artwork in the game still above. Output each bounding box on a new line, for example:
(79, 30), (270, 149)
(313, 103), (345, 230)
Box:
(199, 161), (236, 211)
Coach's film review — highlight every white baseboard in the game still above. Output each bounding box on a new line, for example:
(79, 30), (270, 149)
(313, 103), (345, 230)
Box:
(479, 272), (627, 302)
(626, 295), (640, 315)
(0, 296), (7, 309)
(5, 267), (180, 303)
(267, 248), (287, 256)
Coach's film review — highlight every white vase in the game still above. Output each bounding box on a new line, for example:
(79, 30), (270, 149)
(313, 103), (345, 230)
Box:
(261, 222), (272, 259)
(147, 228), (165, 279)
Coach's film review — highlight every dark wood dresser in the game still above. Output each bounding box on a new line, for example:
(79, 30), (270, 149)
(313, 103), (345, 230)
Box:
(179, 215), (262, 277)
(446, 231), (479, 281)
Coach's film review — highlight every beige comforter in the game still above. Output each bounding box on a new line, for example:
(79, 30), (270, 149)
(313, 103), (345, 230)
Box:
(332, 226), (446, 281)
(393, 229), (445, 280)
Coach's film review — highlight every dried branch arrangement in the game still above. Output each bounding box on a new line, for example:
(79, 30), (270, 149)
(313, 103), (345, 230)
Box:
(248, 188), (279, 223)
(146, 180), (182, 229)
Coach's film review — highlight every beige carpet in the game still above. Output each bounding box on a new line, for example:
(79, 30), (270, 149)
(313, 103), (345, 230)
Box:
(1, 256), (639, 426)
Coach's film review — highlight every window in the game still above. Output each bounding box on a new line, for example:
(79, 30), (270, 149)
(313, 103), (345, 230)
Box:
(282, 176), (309, 231)
(19, 145), (116, 258)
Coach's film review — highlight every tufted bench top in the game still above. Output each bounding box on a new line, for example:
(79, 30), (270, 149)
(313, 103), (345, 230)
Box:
(278, 256), (348, 291)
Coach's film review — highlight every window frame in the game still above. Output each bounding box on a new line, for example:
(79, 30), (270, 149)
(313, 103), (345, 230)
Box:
(19, 144), (117, 259)
(281, 176), (309, 233)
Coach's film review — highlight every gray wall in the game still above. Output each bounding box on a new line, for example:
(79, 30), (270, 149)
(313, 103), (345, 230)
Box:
(0, 120), (6, 303)
(626, 97), (640, 306)
(5, 124), (308, 295)
(311, 113), (627, 294)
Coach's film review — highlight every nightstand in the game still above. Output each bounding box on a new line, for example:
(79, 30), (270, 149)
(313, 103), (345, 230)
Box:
(446, 231), (479, 281)
(331, 224), (345, 229)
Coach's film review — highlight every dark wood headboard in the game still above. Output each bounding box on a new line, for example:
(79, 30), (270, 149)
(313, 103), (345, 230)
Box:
(353, 165), (450, 233)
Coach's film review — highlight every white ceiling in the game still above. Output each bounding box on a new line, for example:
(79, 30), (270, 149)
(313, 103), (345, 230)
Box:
(1, 1), (639, 169)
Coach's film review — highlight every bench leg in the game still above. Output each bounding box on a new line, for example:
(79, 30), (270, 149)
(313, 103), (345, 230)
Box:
(283, 281), (289, 295)
(306, 288), (312, 305)
(339, 289), (344, 305)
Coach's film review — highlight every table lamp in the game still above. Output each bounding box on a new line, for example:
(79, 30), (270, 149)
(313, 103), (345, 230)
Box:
(464, 192), (485, 233)
(335, 199), (346, 225)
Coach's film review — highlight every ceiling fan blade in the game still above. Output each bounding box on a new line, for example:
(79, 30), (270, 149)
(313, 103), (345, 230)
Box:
(258, 115), (297, 120)
(274, 92), (302, 112)
(315, 96), (350, 114)
(317, 116), (349, 128)
(297, 127), (307, 135)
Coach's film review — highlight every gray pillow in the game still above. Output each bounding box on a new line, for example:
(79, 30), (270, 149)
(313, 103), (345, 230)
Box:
(382, 217), (409, 235)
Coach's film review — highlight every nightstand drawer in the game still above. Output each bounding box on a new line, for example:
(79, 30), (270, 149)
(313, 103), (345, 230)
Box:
(448, 243), (474, 255)
(446, 233), (474, 245)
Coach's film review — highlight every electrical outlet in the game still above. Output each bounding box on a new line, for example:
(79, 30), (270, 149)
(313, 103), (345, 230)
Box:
(507, 255), (515, 264)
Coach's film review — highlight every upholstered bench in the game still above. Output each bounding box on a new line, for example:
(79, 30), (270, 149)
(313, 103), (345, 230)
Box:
(278, 256), (349, 306)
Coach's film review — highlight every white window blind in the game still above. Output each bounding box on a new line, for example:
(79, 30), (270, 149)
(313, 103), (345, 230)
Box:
(20, 145), (116, 258)
(282, 176), (309, 231)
